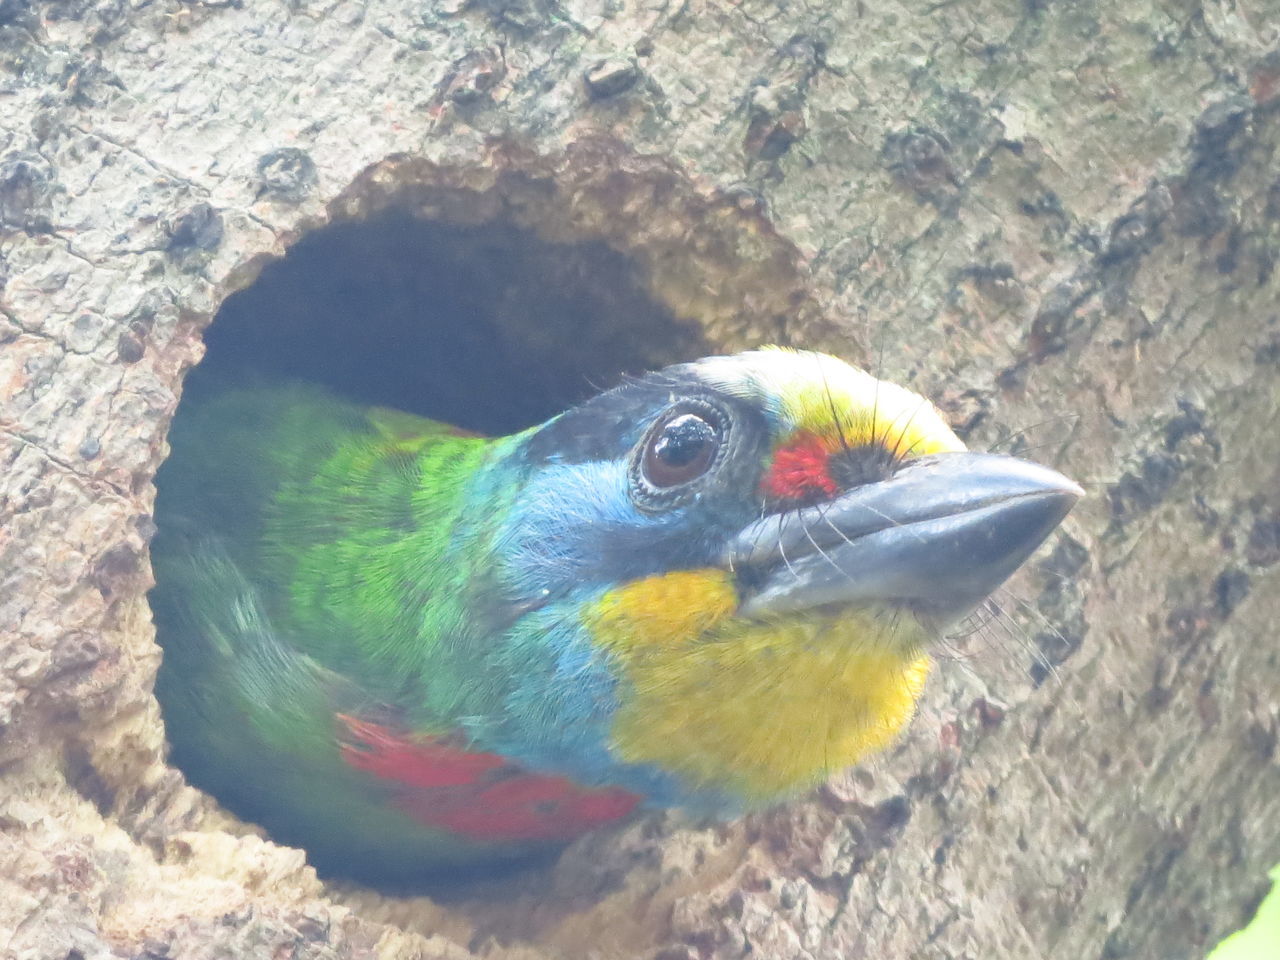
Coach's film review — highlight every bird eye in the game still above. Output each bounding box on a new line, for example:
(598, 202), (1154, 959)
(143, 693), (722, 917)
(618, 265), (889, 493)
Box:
(642, 412), (721, 488)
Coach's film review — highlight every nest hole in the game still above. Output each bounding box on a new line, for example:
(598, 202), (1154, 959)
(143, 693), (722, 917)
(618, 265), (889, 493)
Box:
(188, 209), (708, 431)
(136, 153), (829, 943)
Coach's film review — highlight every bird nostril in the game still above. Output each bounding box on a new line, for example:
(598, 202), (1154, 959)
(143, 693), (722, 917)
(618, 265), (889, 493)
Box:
(828, 443), (900, 490)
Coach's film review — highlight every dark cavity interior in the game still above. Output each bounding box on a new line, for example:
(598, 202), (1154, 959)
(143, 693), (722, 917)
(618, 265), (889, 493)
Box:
(189, 210), (705, 434)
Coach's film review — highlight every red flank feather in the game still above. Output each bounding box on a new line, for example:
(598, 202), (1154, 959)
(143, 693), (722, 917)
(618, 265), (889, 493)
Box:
(338, 715), (640, 842)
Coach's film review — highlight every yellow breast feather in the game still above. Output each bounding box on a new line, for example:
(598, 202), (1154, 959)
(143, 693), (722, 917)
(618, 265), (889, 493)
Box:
(589, 571), (931, 802)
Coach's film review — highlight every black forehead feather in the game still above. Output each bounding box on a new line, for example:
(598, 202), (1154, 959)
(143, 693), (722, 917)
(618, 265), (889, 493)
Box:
(523, 364), (759, 466)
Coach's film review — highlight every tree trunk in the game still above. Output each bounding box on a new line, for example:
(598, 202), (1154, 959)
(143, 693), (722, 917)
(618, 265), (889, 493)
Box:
(2, 1), (1277, 958)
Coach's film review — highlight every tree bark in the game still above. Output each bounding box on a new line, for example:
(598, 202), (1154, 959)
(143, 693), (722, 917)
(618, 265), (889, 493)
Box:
(2, 1), (1278, 958)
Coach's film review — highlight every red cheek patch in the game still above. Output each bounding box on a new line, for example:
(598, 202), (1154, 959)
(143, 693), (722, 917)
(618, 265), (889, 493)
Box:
(761, 432), (838, 503)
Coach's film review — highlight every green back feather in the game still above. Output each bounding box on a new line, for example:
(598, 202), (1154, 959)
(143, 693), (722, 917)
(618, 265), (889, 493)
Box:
(156, 386), (500, 703)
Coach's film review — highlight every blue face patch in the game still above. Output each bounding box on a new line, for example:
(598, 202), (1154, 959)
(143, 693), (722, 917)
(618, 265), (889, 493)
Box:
(495, 459), (724, 605)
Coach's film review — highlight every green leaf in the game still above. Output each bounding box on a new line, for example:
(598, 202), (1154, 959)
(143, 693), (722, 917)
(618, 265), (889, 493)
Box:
(1208, 864), (1280, 960)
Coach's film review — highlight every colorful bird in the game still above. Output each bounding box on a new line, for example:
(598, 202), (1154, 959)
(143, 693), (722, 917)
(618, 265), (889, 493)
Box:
(151, 348), (1081, 884)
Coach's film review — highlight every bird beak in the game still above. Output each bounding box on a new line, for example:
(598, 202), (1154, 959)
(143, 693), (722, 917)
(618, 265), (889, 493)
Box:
(725, 452), (1084, 625)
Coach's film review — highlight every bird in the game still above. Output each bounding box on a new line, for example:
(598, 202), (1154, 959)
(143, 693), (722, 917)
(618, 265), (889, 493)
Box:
(150, 347), (1082, 885)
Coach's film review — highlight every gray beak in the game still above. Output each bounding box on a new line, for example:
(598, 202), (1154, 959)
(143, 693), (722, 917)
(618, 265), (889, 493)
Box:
(727, 452), (1083, 624)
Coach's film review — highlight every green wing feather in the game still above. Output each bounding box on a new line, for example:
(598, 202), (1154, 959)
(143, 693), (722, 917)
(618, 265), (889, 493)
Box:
(155, 386), (492, 692)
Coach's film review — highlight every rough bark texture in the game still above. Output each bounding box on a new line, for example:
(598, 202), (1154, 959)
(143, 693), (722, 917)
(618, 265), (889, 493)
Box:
(2, 0), (1278, 958)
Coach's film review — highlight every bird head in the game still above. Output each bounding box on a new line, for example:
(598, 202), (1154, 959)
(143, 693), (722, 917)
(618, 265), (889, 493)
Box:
(476, 348), (1082, 807)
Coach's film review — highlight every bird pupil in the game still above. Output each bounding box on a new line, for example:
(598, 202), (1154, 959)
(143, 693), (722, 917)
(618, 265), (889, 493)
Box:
(640, 410), (722, 491)
(655, 414), (714, 465)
